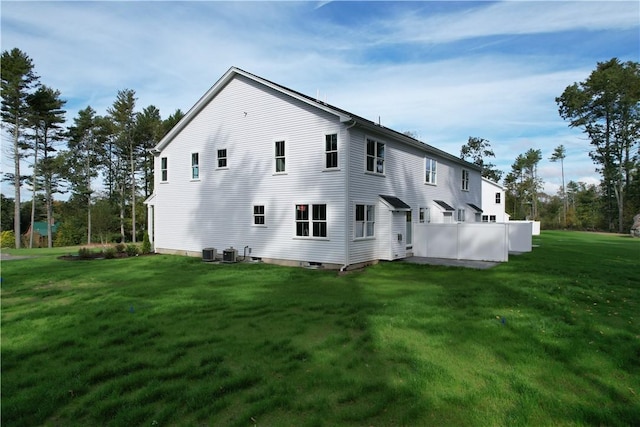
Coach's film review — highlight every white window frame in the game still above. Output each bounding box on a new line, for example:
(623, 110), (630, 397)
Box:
(217, 148), (228, 169)
(160, 157), (168, 182)
(275, 140), (286, 173)
(191, 152), (200, 180)
(355, 204), (375, 239)
(295, 204), (327, 238)
(253, 205), (265, 226)
(325, 133), (338, 169)
(457, 208), (466, 222)
(461, 169), (469, 191)
(482, 215), (489, 222)
(425, 157), (437, 185)
(495, 192), (501, 204)
(419, 206), (430, 223)
(365, 137), (385, 175)
(490, 215), (497, 222)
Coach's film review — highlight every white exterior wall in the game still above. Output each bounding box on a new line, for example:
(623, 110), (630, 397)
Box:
(346, 126), (482, 264)
(153, 75), (348, 265)
(481, 178), (508, 222)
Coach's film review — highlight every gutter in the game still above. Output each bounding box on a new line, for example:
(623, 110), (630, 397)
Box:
(341, 119), (357, 272)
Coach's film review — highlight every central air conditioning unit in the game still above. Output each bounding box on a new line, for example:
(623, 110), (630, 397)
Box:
(222, 247), (237, 263)
(202, 248), (217, 262)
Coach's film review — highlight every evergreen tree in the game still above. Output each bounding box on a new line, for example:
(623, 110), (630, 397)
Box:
(460, 136), (503, 182)
(1, 48), (40, 247)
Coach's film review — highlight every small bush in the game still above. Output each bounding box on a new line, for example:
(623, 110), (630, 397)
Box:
(78, 247), (94, 259)
(141, 232), (151, 254)
(126, 244), (139, 257)
(1, 230), (15, 248)
(104, 247), (117, 259)
(115, 243), (126, 253)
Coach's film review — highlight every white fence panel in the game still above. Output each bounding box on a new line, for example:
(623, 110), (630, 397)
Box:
(508, 221), (533, 252)
(414, 223), (509, 262)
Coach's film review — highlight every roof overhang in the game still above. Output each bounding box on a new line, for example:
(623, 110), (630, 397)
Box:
(379, 195), (411, 212)
(467, 203), (483, 213)
(433, 200), (455, 211)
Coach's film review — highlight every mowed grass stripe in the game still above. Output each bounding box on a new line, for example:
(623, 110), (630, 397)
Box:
(1, 231), (638, 426)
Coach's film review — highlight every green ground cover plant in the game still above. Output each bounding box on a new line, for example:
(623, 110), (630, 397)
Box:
(1, 231), (638, 426)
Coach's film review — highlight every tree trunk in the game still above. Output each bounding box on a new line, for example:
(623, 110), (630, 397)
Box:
(130, 145), (136, 243)
(13, 118), (22, 248)
(29, 140), (39, 248)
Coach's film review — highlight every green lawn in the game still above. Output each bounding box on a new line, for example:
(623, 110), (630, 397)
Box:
(2, 231), (639, 426)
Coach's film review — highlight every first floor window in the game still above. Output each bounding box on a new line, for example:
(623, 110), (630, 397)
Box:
(461, 169), (469, 191)
(457, 208), (466, 222)
(296, 204), (327, 237)
(490, 215), (496, 222)
(482, 215), (489, 222)
(366, 138), (385, 174)
(275, 140), (285, 173)
(217, 149), (227, 168)
(161, 157), (168, 181)
(325, 134), (338, 169)
(495, 192), (501, 204)
(253, 205), (265, 225)
(419, 207), (430, 223)
(191, 153), (199, 179)
(425, 157), (437, 184)
(355, 204), (375, 238)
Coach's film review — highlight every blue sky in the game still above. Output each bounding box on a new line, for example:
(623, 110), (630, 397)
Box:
(2, 1), (639, 197)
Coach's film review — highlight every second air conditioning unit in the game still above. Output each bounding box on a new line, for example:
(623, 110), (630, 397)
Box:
(223, 247), (237, 263)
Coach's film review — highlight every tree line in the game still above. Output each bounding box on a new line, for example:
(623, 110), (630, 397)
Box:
(2, 49), (639, 248)
(1, 48), (184, 248)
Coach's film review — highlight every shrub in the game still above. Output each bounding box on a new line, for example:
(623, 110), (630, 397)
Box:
(141, 232), (151, 254)
(54, 221), (84, 247)
(126, 244), (139, 257)
(115, 243), (126, 253)
(78, 247), (94, 259)
(104, 247), (117, 259)
(1, 231), (15, 248)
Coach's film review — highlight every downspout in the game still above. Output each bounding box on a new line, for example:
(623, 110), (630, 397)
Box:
(341, 119), (357, 272)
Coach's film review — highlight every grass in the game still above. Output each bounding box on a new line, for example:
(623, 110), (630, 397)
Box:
(1, 231), (639, 426)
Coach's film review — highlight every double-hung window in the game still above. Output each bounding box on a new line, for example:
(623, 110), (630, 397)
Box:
(161, 157), (168, 182)
(191, 153), (199, 179)
(495, 192), (501, 204)
(325, 134), (338, 169)
(355, 204), (375, 238)
(296, 204), (327, 237)
(253, 205), (265, 225)
(457, 208), (466, 222)
(366, 138), (385, 174)
(217, 149), (228, 168)
(275, 140), (285, 173)
(419, 207), (430, 223)
(425, 158), (437, 184)
(461, 169), (469, 191)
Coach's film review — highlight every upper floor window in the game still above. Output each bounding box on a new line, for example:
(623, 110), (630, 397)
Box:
(217, 149), (228, 168)
(425, 158), (437, 184)
(296, 204), (327, 237)
(325, 134), (338, 169)
(355, 204), (375, 238)
(253, 205), (265, 225)
(275, 140), (285, 173)
(461, 169), (469, 191)
(366, 138), (385, 174)
(161, 157), (168, 182)
(495, 192), (501, 204)
(191, 153), (199, 179)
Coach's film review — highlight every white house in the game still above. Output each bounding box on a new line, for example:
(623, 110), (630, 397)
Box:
(146, 67), (483, 269)
(481, 177), (509, 223)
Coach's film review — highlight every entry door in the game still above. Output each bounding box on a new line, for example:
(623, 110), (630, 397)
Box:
(406, 210), (412, 249)
(391, 211), (407, 259)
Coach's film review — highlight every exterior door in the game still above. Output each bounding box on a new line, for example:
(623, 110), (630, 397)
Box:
(391, 211), (407, 259)
(406, 210), (412, 249)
